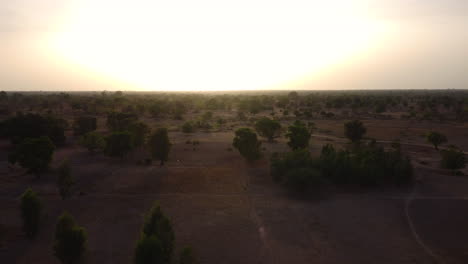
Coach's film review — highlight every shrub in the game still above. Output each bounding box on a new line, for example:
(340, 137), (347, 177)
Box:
(9, 136), (55, 175)
(344, 120), (366, 143)
(53, 212), (87, 264)
(440, 146), (466, 171)
(182, 122), (194, 133)
(149, 128), (171, 166)
(285, 121), (311, 150)
(20, 188), (42, 238)
(232, 128), (261, 161)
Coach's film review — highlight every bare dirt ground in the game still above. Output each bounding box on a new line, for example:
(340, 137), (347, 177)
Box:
(1, 118), (468, 264)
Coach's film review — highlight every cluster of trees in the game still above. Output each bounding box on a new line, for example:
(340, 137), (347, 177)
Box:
(232, 118), (314, 162)
(20, 189), (87, 264)
(271, 141), (414, 193)
(20, 188), (197, 264)
(425, 131), (466, 173)
(77, 112), (171, 165)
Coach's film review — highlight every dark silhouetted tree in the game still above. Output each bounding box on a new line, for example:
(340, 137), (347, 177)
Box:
(285, 121), (311, 150)
(20, 188), (42, 238)
(9, 136), (55, 175)
(53, 212), (87, 264)
(105, 132), (133, 157)
(130, 121), (150, 147)
(149, 128), (171, 166)
(232, 128), (261, 161)
(142, 202), (175, 263)
(344, 120), (366, 143)
(426, 131), (447, 150)
(255, 117), (281, 142)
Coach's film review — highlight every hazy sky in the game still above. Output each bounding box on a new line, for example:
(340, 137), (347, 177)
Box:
(1, 0), (467, 91)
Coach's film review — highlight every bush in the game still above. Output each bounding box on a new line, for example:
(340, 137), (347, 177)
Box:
(149, 128), (171, 165)
(53, 212), (87, 264)
(9, 136), (55, 175)
(182, 122), (194, 133)
(57, 160), (74, 200)
(285, 121), (311, 150)
(232, 128), (261, 161)
(344, 120), (366, 143)
(440, 146), (466, 171)
(20, 188), (42, 238)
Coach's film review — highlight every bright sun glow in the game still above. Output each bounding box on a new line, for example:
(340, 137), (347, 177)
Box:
(51, 0), (389, 91)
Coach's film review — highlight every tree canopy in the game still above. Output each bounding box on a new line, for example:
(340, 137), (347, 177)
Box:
(9, 136), (55, 175)
(149, 128), (171, 165)
(233, 128), (262, 161)
(255, 117), (281, 142)
(285, 121), (311, 150)
(344, 120), (366, 143)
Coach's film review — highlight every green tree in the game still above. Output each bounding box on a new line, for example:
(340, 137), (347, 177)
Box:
(141, 202), (175, 263)
(440, 146), (466, 171)
(255, 117), (281, 142)
(344, 120), (366, 143)
(79, 131), (105, 153)
(180, 247), (197, 264)
(53, 212), (87, 264)
(285, 121), (311, 150)
(134, 235), (165, 264)
(149, 128), (171, 166)
(73, 116), (97, 136)
(105, 132), (133, 157)
(20, 188), (42, 238)
(232, 128), (262, 161)
(130, 121), (150, 147)
(57, 160), (74, 200)
(9, 136), (55, 175)
(426, 131), (447, 150)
